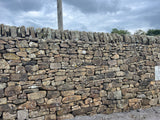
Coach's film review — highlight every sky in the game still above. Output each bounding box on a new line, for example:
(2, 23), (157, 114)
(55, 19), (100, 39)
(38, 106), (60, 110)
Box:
(0, 0), (160, 33)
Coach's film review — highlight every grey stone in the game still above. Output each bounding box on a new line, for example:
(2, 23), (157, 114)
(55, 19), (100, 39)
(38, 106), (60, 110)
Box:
(0, 83), (6, 90)
(10, 26), (17, 38)
(18, 110), (28, 120)
(50, 63), (61, 69)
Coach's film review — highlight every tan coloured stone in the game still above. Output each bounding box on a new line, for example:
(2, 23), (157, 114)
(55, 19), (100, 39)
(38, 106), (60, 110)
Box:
(28, 91), (46, 100)
(57, 114), (74, 120)
(3, 53), (20, 60)
(0, 59), (10, 69)
(112, 54), (119, 59)
(3, 112), (16, 119)
(0, 98), (7, 105)
(16, 52), (27, 57)
(16, 40), (29, 47)
(45, 114), (56, 120)
(61, 90), (75, 97)
(18, 101), (37, 110)
(62, 95), (81, 103)
(55, 76), (67, 81)
(47, 97), (62, 106)
(116, 71), (125, 77)
(5, 86), (21, 97)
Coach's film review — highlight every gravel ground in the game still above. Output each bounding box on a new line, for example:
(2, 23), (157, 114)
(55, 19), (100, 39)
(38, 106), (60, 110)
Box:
(67, 107), (160, 120)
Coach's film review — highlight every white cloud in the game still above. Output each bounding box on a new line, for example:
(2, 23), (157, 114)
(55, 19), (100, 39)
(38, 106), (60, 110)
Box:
(0, 0), (160, 33)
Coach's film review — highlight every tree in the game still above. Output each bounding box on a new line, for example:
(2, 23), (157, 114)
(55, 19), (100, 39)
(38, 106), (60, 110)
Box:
(146, 29), (160, 36)
(111, 28), (130, 35)
(134, 30), (146, 35)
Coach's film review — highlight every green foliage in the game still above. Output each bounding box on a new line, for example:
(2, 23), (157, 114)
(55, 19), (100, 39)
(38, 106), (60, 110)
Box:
(111, 28), (130, 35)
(146, 29), (160, 36)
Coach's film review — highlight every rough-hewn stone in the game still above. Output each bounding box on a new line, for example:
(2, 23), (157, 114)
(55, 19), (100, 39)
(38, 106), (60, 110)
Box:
(5, 86), (21, 97)
(0, 25), (160, 120)
(0, 59), (10, 69)
(28, 91), (46, 100)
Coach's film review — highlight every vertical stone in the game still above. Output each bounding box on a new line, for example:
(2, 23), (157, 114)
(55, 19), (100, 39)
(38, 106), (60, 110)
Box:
(51, 29), (56, 39)
(17, 27), (21, 37)
(30, 27), (35, 38)
(10, 26), (17, 38)
(4, 25), (10, 36)
(0, 24), (2, 37)
(36, 28), (42, 38)
(1, 24), (5, 36)
(26, 27), (30, 36)
(20, 26), (26, 37)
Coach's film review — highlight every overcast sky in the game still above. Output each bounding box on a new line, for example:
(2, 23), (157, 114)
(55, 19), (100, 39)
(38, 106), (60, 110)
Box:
(0, 0), (160, 33)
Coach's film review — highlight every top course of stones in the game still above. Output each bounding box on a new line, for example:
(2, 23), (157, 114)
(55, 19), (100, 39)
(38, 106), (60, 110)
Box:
(0, 24), (160, 44)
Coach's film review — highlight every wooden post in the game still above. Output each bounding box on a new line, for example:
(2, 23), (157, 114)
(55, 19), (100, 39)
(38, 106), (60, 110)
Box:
(57, 0), (63, 31)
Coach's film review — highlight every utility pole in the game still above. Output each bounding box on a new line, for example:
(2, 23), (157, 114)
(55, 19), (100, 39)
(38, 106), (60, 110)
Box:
(57, 0), (63, 31)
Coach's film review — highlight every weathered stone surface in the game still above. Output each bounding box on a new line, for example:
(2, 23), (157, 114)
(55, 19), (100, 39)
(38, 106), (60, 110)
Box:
(62, 95), (81, 103)
(116, 71), (125, 77)
(0, 59), (10, 69)
(16, 40), (29, 47)
(72, 107), (92, 116)
(0, 83), (6, 90)
(47, 97), (62, 106)
(0, 45), (4, 50)
(10, 26), (17, 38)
(20, 26), (26, 37)
(45, 114), (56, 120)
(58, 83), (74, 91)
(61, 90), (75, 97)
(57, 114), (74, 120)
(108, 90), (122, 100)
(16, 66), (26, 73)
(29, 42), (38, 47)
(5, 86), (21, 97)
(3, 112), (16, 119)
(47, 91), (60, 99)
(55, 76), (67, 81)
(0, 98), (7, 105)
(10, 73), (28, 81)
(0, 90), (4, 98)
(3, 53), (20, 60)
(50, 63), (61, 69)
(39, 43), (48, 49)
(17, 110), (28, 120)
(18, 101), (37, 110)
(26, 48), (39, 53)
(28, 91), (46, 100)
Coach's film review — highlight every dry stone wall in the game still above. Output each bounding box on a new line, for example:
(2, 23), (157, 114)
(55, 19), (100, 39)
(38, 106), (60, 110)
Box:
(0, 24), (160, 120)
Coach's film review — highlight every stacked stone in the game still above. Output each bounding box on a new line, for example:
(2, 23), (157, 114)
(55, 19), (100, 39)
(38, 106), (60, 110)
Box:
(1, 24), (160, 44)
(0, 25), (160, 120)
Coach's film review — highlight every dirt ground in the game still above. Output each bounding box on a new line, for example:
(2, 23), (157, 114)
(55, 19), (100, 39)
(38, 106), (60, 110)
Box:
(67, 107), (160, 120)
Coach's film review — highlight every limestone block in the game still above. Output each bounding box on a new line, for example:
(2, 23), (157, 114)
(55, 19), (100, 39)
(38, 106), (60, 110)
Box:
(0, 59), (10, 69)
(16, 40), (29, 47)
(50, 63), (61, 69)
(62, 95), (81, 103)
(10, 26), (17, 38)
(5, 86), (21, 97)
(28, 91), (46, 100)
(3, 53), (20, 60)
(17, 110), (28, 120)
(0, 98), (7, 105)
